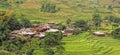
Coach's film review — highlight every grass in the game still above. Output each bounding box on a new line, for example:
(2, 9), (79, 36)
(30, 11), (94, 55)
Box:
(62, 33), (92, 55)
(2, 0), (119, 23)
(62, 32), (120, 55)
(93, 37), (120, 55)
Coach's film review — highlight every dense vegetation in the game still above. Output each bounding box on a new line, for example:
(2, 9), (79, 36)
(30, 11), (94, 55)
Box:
(41, 3), (60, 13)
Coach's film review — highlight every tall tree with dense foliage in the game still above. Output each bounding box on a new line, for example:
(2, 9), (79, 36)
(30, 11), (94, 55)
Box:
(41, 32), (64, 55)
(66, 19), (71, 25)
(58, 23), (66, 30)
(105, 15), (120, 24)
(0, 23), (10, 41)
(92, 14), (101, 30)
(111, 28), (120, 39)
(6, 15), (22, 31)
(74, 20), (89, 31)
(41, 3), (60, 13)
(43, 32), (63, 46)
(20, 15), (31, 28)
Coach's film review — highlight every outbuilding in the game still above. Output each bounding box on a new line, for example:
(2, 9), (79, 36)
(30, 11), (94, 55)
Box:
(46, 29), (59, 33)
(93, 32), (105, 37)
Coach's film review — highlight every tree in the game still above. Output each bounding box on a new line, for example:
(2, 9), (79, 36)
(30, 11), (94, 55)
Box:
(58, 24), (66, 30)
(41, 3), (60, 13)
(111, 28), (120, 39)
(6, 15), (22, 31)
(105, 15), (120, 24)
(66, 19), (71, 25)
(74, 20), (89, 31)
(73, 29), (82, 35)
(43, 32), (63, 46)
(0, 21), (10, 42)
(92, 14), (101, 30)
(43, 46), (54, 55)
(26, 48), (34, 55)
(55, 45), (65, 55)
(41, 32), (64, 55)
(20, 15), (31, 28)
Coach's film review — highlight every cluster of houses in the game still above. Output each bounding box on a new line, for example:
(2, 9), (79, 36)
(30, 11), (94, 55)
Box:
(10, 22), (106, 39)
(10, 22), (74, 39)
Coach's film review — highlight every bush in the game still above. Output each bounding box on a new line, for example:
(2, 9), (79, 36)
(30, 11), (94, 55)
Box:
(41, 3), (60, 13)
(111, 28), (120, 39)
(73, 29), (82, 35)
(74, 20), (89, 31)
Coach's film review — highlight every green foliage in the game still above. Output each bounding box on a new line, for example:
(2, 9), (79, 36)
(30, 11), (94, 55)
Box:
(15, 0), (24, 4)
(41, 3), (60, 13)
(26, 48), (34, 55)
(43, 46), (55, 55)
(58, 24), (66, 30)
(55, 45), (65, 55)
(3, 39), (23, 52)
(20, 15), (31, 28)
(92, 14), (101, 30)
(73, 29), (82, 35)
(6, 15), (22, 31)
(41, 32), (64, 55)
(74, 20), (89, 31)
(0, 21), (10, 41)
(0, 0), (11, 8)
(43, 32), (63, 46)
(66, 19), (71, 25)
(111, 28), (120, 39)
(105, 15), (120, 24)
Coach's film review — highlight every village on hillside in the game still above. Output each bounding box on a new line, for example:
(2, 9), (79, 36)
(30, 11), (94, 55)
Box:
(10, 21), (106, 40)
(10, 22), (75, 39)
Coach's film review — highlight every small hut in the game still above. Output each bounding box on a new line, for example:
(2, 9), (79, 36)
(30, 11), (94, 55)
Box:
(65, 28), (74, 33)
(34, 33), (45, 39)
(48, 22), (55, 24)
(11, 30), (21, 34)
(93, 32), (105, 37)
(31, 24), (39, 27)
(18, 31), (35, 37)
(46, 29), (59, 33)
(64, 28), (74, 35)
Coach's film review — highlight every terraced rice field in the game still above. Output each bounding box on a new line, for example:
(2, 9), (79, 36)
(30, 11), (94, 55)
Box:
(62, 33), (120, 55)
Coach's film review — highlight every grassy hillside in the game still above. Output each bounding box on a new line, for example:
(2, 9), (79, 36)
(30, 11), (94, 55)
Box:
(62, 33), (120, 55)
(1, 0), (120, 22)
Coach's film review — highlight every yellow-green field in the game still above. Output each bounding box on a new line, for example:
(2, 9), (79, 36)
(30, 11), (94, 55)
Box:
(1, 0), (119, 23)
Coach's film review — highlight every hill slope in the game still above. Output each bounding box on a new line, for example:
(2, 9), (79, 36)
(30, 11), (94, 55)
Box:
(0, 0), (120, 22)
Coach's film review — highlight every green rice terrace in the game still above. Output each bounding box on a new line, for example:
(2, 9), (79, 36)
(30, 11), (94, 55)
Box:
(0, 0), (120, 55)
